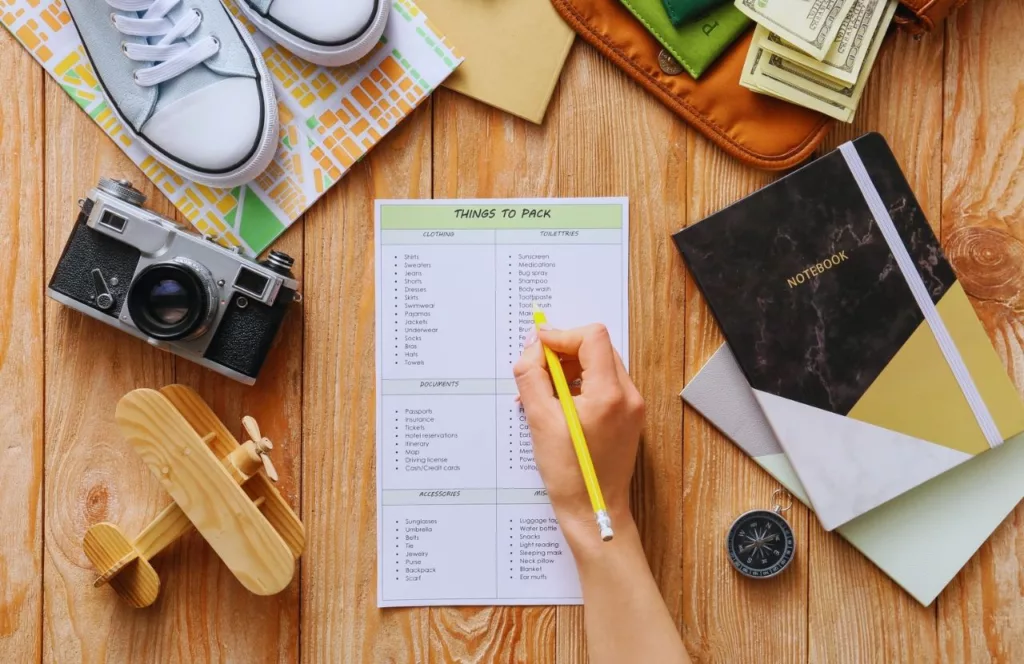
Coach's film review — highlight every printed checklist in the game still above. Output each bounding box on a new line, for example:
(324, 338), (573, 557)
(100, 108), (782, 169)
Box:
(375, 198), (629, 606)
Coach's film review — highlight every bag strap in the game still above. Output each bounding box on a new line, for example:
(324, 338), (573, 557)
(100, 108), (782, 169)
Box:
(895, 0), (969, 34)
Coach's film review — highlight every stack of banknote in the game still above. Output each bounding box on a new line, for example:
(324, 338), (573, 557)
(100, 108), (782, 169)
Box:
(734, 0), (898, 122)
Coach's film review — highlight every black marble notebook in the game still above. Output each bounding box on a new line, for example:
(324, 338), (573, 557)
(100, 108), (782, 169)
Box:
(673, 133), (1024, 530)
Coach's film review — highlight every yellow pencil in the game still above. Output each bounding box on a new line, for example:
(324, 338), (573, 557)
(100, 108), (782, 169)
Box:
(532, 303), (614, 542)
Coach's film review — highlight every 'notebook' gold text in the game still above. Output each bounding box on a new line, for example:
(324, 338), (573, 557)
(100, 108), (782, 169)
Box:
(787, 251), (849, 288)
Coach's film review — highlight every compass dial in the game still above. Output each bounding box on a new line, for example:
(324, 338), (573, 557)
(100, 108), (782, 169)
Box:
(726, 509), (795, 579)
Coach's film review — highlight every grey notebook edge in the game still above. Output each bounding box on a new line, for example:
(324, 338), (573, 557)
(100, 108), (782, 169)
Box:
(681, 344), (1024, 607)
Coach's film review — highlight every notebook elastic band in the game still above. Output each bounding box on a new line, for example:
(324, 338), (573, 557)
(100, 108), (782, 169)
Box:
(839, 142), (1003, 449)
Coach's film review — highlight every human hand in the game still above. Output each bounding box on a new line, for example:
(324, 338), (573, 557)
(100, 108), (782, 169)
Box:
(513, 324), (644, 542)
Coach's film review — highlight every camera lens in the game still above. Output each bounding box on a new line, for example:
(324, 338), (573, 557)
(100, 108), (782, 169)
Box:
(147, 279), (190, 325)
(127, 260), (217, 341)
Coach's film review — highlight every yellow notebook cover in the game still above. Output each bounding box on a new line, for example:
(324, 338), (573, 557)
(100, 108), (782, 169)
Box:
(417, 0), (575, 123)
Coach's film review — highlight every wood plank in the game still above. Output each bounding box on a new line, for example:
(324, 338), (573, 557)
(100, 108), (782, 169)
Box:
(41, 75), (299, 664)
(805, 27), (946, 663)
(551, 42), (688, 662)
(939, 2), (1024, 662)
(41, 75), (177, 661)
(683, 131), (808, 663)
(168, 221), (304, 661)
(301, 103), (433, 663)
(0, 31), (43, 663)
(14, 4), (1024, 662)
(428, 76), (560, 663)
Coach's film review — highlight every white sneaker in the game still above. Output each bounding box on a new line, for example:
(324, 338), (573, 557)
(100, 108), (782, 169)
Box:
(232, 0), (390, 67)
(66, 0), (278, 188)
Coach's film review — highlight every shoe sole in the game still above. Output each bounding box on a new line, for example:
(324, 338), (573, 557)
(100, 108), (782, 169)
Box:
(232, 0), (390, 67)
(67, 5), (279, 189)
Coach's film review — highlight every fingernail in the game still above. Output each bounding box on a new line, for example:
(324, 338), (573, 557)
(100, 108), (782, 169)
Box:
(538, 323), (552, 331)
(523, 330), (538, 347)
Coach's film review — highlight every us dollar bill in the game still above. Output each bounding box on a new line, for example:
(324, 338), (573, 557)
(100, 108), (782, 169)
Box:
(761, 0), (894, 108)
(740, 0), (895, 123)
(762, 53), (858, 107)
(739, 40), (767, 91)
(734, 0), (858, 60)
(740, 44), (855, 121)
(755, 0), (887, 85)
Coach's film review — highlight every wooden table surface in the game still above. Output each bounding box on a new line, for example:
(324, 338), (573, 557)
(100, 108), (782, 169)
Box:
(2, 1), (1023, 661)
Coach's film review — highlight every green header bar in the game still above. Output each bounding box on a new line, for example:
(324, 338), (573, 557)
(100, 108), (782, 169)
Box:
(379, 203), (624, 230)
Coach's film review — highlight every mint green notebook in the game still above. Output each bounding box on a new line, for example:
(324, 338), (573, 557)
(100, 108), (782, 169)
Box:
(619, 0), (750, 78)
(682, 345), (1024, 606)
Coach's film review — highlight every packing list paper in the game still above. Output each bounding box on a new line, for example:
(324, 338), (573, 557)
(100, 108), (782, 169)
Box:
(375, 198), (629, 606)
(2, 0), (461, 256)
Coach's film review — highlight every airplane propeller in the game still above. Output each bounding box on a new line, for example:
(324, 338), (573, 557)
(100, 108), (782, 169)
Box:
(242, 415), (279, 482)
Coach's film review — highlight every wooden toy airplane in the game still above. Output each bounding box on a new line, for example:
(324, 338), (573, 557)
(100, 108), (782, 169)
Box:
(82, 385), (305, 608)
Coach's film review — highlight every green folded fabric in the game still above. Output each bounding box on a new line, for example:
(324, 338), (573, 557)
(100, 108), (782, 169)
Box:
(619, 0), (751, 78)
(661, 0), (726, 26)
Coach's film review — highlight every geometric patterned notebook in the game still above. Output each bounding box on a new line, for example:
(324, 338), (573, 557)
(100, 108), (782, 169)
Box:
(682, 344), (1024, 606)
(675, 133), (1024, 531)
(1, 0), (461, 255)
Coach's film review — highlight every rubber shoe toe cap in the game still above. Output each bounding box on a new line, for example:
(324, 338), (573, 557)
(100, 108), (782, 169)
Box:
(268, 0), (377, 45)
(141, 77), (267, 174)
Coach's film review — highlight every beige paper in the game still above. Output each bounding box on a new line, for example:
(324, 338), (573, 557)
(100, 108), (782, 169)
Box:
(417, 0), (575, 123)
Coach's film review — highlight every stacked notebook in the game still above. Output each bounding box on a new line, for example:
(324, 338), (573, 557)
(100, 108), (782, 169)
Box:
(674, 133), (1024, 603)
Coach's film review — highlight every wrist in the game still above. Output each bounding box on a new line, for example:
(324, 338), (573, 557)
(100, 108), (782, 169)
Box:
(556, 505), (636, 562)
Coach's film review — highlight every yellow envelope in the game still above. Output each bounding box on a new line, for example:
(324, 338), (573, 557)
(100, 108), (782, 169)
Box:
(417, 0), (575, 123)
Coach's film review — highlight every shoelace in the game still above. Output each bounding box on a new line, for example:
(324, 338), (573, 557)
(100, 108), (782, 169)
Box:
(108, 0), (219, 87)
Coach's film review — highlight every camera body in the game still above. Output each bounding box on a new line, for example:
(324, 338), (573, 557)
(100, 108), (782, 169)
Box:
(48, 178), (300, 385)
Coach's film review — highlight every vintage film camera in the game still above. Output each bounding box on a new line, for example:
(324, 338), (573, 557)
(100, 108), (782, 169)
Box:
(48, 178), (300, 384)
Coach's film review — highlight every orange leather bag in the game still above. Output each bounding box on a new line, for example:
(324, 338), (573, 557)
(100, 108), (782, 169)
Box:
(550, 0), (965, 170)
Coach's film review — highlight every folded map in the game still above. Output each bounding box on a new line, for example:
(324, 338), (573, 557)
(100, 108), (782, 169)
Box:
(1, 0), (461, 255)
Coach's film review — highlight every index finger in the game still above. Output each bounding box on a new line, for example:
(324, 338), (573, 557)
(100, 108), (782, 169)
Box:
(512, 338), (563, 431)
(537, 324), (620, 393)
(513, 339), (556, 406)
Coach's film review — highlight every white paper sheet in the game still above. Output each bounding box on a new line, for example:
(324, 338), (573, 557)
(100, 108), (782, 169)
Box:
(375, 198), (629, 607)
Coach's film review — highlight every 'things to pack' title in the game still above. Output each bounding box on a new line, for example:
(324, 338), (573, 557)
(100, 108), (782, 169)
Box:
(453, 208), (554, 219)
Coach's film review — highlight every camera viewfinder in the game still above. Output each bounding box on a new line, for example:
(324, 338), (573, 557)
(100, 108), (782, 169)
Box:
(99, 210), (128, 233)
(235, 267), (270, 298)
